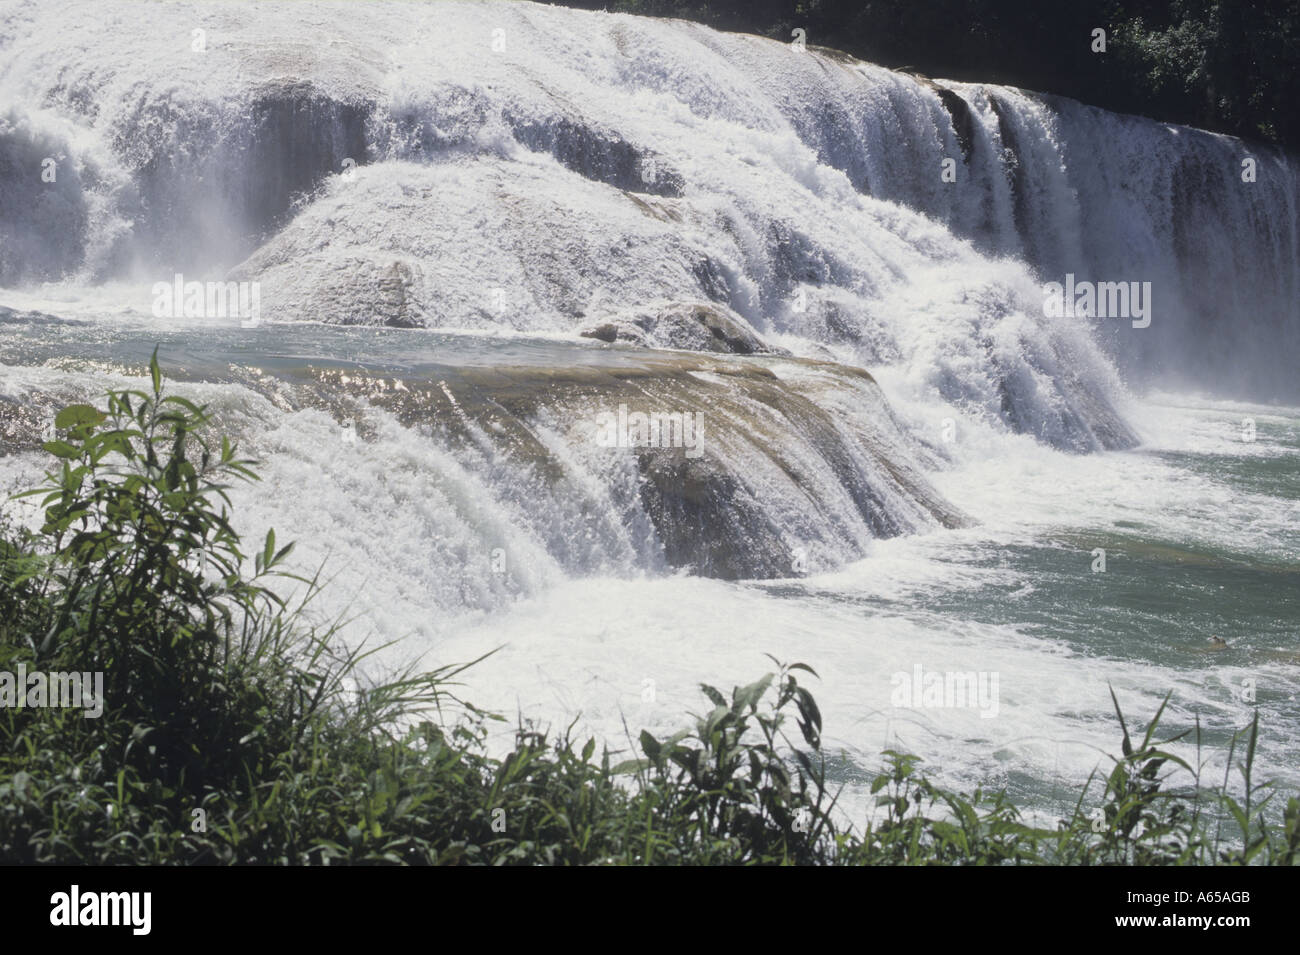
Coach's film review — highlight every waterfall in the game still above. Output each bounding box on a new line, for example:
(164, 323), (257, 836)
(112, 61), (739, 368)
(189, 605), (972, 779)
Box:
(0, 0), (1294, 587)
(4, 0), (1300, 816)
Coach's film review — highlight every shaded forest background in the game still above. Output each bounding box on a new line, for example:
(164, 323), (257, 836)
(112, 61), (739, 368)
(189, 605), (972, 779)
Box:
(557, 0), (1300, 151)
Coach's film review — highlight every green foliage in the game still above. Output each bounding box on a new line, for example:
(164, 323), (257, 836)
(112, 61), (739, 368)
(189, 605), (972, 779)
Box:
(1, 359), (1296, 864)
(1112, 0), (1300, 145)
(617, 660), (834, 863)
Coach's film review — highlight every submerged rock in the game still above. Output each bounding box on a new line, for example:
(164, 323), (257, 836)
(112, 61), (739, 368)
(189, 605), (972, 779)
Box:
(579, 301), (790, 356)
(268, 346), (968, 580)
(1, 337), (965, 581)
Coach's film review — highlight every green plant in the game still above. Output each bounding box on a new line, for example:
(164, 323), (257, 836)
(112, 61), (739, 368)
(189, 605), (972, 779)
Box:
(618, 658), (836, 864)
(1, 358), (1296, 866)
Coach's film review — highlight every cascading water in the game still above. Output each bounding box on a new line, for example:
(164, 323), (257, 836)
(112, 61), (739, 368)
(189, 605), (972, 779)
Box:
(1, 0), (1297, 821)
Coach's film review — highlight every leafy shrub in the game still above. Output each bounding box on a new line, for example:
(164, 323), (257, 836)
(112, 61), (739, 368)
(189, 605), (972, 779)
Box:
(0, 358), (1296, 865)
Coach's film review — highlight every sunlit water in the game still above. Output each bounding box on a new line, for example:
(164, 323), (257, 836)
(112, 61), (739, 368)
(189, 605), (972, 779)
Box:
(3, 0), (1298, 830)
(2, 315), (1294, 827)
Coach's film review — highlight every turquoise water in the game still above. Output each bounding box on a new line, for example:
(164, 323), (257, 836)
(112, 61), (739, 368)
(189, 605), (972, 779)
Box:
(1, 315), (1297, 825)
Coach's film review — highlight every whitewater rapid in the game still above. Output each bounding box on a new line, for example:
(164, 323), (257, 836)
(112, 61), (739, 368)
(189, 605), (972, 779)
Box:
(2, 0), (1298, 823)
(4, 339), (1295, 823)
(3, 0), (1297, 400)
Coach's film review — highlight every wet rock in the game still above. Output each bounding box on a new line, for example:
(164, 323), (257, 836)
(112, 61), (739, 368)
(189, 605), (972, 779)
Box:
(580, 301), (789, 356)
(276, 346), (968, 579)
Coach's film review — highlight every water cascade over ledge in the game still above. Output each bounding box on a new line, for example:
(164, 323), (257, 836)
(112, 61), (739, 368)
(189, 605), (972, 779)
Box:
(3, 0), (1300, 822)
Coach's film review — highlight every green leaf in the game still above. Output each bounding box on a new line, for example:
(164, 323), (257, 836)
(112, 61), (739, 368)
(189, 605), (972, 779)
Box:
(610, 758), (650, 775)
(54, 404), (106, 431)
(700, 683), (726, 708)
(1109, 684), (1133, 757)
(734, 674), (773, 711)
(42, 440), (80, 459)
(639, 730), (661, 763)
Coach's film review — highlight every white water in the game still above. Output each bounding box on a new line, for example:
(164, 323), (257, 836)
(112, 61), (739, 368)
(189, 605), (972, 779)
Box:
(2, 0), (1298, 822)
